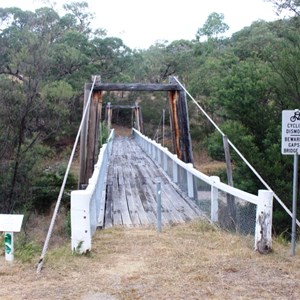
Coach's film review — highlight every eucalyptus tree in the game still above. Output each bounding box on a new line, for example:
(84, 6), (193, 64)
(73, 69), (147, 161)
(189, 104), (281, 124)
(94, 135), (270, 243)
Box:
(192, 17), (300, 232)
(0, 2), (133, 212)
(0, 7), (59, 212)
(266, 0), (300, 16)
(196, 12), (229, 41)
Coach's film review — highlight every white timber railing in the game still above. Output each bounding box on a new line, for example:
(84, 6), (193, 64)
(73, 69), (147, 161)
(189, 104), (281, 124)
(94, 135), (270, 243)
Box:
(71, 129), (114, 253)
(132, 128), (274, 253)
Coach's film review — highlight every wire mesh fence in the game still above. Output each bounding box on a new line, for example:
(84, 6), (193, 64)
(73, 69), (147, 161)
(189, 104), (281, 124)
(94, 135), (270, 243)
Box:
(193, 175), (211, 218)
(217, 190), (257, 236)
(177, 164), (188, 194)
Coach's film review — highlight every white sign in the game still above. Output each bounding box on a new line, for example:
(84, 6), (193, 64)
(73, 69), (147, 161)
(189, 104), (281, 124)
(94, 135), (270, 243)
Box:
(0, 214), (24, 232)
(282, 110), (300, 155)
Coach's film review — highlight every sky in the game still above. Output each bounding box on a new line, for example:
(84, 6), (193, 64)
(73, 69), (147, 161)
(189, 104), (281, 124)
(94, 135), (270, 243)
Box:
(0, 0), (281, 49)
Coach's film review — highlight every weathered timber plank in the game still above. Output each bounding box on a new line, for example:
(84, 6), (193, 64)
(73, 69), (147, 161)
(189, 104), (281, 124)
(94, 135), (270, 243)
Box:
(142, 176), (179, 225)
(124, 181), (142, 226)
(104, 135), (204, 228)
(162, 184), (193, 222)
(97, 190), (106, 228)
(117, 166), (133, 226)
(126, 164), (151, 226)
(160, 186), (187, 224)
(92, 83), (182, 92)
(123, 165), (146, 226)
(132, 164), (157, 224)
(134, 159), (179, 223)
(141, 149), (203, 222)
(104, 184), (113, 228)
(134, 163), (175, 225)
(112, 164), (123, 226)
(164, 182), (203, 219)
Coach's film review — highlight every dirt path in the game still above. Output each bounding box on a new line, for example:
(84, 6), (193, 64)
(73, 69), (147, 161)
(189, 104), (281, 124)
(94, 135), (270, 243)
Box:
(0, 221), (299, 299)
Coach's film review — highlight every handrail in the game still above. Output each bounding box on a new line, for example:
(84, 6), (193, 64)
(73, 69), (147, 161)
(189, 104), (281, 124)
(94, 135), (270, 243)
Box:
(70, 129), (114, 253)
(132, 128), (259, 205)
(132, 128), (273, 252)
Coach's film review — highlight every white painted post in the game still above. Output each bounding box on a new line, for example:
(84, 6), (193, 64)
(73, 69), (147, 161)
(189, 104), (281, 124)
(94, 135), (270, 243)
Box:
(255, 190), (273, 254)
(157, 145), (162, 165)
(163, 151), (168, 172)
(155, 146), (158, 163)
(172, 155), (178, 183)
(187, 163), (194, 198)
(148, 141), (152, 156)
(152, 144), (156, 160)
(4, 232), (14, 262)
(211, 176), (220, 222)
(71, 189), (92, 253)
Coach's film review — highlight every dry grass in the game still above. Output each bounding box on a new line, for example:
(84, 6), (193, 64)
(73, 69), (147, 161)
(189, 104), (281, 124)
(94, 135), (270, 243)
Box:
(0, 220), (299, 300)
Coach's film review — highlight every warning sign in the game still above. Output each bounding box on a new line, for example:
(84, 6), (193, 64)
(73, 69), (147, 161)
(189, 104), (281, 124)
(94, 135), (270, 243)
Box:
(282, 110), (300, 155)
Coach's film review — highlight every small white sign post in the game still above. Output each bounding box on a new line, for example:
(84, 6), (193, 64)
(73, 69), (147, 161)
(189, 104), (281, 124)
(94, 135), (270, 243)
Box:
(0, 214), (24, 262)
(282, 110), (300, 256)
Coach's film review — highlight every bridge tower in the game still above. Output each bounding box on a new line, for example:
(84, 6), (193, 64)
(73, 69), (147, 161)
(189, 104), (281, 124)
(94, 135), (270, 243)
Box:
(78, 76), (193, 188)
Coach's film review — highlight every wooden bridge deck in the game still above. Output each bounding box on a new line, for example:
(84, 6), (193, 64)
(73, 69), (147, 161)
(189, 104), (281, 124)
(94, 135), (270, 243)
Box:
(104, 135), (203, 228)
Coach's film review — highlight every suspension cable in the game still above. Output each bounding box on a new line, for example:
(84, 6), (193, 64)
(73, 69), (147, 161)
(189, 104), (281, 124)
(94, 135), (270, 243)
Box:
(174, 77), (300, 228)
(36, 76), (97, 274)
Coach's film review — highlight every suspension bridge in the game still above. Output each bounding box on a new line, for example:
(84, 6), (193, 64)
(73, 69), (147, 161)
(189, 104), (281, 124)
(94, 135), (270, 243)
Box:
(36, 75), (299, 273)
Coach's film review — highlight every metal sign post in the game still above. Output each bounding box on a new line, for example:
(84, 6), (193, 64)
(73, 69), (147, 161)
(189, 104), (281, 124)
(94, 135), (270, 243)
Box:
(282, 110), (300, 256)
(291, 154), (298, 256)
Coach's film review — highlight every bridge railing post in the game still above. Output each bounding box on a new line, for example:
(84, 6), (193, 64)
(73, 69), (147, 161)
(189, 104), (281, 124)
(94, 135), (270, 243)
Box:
(71, 189), (92, 253)
(172, 154), (178, 183)
(148, 139), (152, 156)
(187, 163), (194, 198)
(163, 150), (168, 173)
(255, 190), (273, 253)
(211, 176), (220, 222)
(157, 144), (162, 165)
(152, 143), (156, 161)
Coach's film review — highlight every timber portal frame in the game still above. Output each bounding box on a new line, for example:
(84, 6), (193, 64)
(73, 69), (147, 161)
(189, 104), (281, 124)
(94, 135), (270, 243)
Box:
(79, 76), (193, 188)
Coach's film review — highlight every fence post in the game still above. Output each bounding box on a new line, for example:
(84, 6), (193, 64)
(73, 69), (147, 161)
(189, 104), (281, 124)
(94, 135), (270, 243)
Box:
(149, 142), (153, 157)
(172, 155), (178, 183)
(151, 144), (155, 160)
(71, 190), (92, 253)
(255, 190), (273, 254)
(187, 163), (194, 198)
(157, 145), (162, 165)
(163, 151), (168, 172)
(211, 176), (220, 222)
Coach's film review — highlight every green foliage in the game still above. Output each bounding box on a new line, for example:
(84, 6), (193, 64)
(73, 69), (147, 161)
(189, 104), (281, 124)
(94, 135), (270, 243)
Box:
(206, 121), (263, 193)
(64, 210), (72, 238)
(206, 121), (259, 161)
(266, 0), (300, 16)
(31, 165), (77, 214)
(196, 12), (229, 41)
(14, 234), (42, 263)
(272, 209), (293, 238)
(100, 122), (110, 146)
